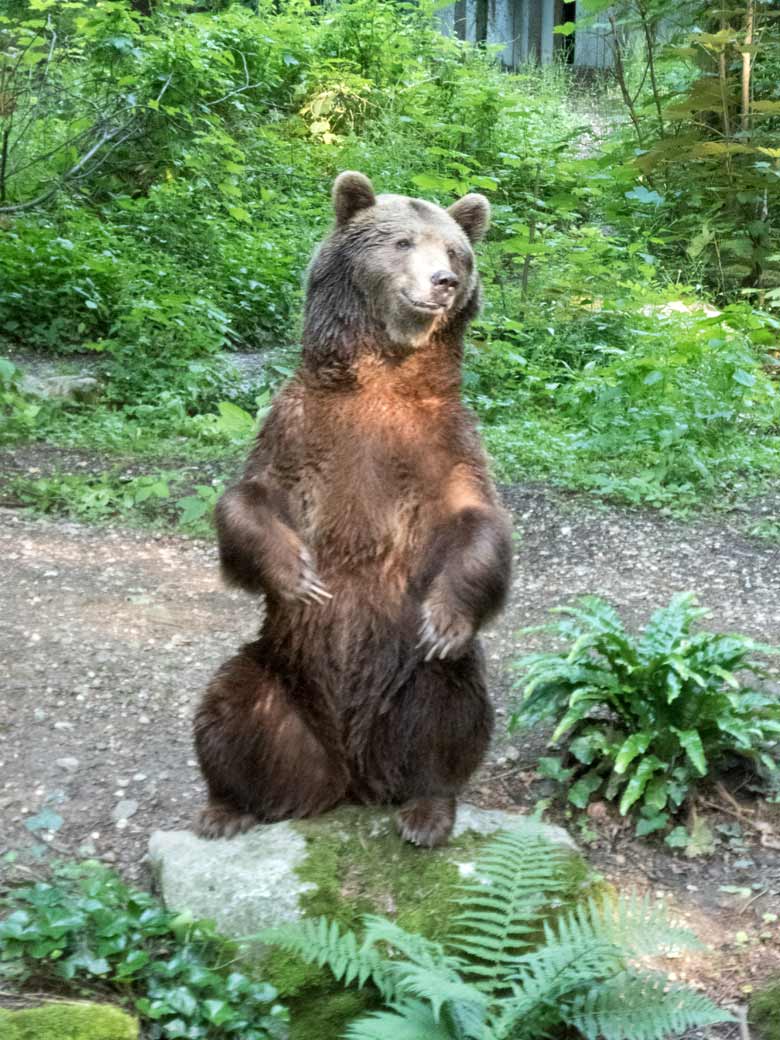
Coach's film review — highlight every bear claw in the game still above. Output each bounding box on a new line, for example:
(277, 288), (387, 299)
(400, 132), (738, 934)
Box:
(196, 804), (258, 840)
(296, 547), (333, 605)
(396, 798), (456, 848)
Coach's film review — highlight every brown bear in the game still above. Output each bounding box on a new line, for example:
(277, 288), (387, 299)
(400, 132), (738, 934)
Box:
(193, 172), (513, 848)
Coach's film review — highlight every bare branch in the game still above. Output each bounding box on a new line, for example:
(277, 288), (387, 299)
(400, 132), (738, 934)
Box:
(0, 125), (122, 213)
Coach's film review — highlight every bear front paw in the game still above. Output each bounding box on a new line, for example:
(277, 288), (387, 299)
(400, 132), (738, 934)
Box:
(291, 545), (333, 606)
(417, 594), (474, 662)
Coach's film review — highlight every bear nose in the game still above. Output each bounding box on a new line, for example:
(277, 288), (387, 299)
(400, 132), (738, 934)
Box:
(431, 269), (459, 290)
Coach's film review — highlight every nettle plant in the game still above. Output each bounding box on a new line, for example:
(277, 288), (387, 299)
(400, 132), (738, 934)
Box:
(511, 594), (780, 836)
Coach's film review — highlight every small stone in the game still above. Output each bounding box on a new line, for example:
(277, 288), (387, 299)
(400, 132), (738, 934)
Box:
(112, 799), (139, 823)
(56, 757), (79, 773)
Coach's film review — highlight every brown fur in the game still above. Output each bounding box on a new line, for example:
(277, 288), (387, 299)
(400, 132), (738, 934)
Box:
(194, 173), (512, 847)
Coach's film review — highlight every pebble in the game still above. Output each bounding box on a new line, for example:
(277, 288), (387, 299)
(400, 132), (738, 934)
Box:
(112, 798), (139, 823)
(56, 757), (80, 772)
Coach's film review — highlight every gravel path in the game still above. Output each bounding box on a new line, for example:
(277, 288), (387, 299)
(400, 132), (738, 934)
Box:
(2, 484), (779, 882)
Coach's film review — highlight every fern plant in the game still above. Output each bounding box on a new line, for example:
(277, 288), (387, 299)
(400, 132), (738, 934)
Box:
(263, 827), (731, 1040)
(510, 593), (780, 832)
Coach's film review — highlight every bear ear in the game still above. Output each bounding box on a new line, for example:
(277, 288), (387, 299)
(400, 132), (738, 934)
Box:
(332, 171), (376, 226)
(448, 193), (491, 243)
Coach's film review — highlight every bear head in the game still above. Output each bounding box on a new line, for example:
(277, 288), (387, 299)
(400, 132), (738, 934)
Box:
(302, 172), (490, 367)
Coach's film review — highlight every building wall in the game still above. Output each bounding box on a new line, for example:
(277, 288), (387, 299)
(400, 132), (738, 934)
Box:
(437, 0), (616, 69)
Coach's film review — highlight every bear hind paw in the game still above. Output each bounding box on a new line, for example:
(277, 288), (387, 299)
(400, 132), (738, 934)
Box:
(396, 797), (456, 849)
(196, 801), (258, 840)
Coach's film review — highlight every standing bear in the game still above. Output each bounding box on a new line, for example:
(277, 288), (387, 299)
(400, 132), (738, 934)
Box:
(194, 172), (513, 848)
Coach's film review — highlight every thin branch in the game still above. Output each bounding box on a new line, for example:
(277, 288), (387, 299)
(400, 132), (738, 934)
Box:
(741, 0), (754, 135)
(609, 15), (643, 144)
(0, 125), (121, 212)
(636, 0), (664, 137)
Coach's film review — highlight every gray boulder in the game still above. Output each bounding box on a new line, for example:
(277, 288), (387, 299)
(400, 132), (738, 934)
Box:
(22, 374), (100, 401)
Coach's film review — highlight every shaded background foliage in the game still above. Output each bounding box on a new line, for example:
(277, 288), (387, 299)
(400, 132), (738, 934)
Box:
(0, 0), (778, 516)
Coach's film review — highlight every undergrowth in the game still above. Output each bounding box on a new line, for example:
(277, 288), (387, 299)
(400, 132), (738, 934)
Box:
(0, 857), (287, 1040)
(263, 827), (732, 1040)
(1, 0), (778, 519)
(511, 593), (780, 843)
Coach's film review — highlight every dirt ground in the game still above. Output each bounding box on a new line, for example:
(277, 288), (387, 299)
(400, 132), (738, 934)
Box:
(2, 483), (780, 1014)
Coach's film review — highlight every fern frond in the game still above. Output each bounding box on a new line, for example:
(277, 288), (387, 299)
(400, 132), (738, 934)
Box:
(342, 1000), (457, 1040)
(563, 970), (734, 1040)
(360, 915), (482, 1023)
(576, 891), (702, 959)
(450, 829), (575, 993)
(259, 916), (396, 1001)
(638, 592), (705, 664)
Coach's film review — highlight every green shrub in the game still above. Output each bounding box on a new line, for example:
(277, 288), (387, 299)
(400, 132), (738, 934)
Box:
(264, 827), (730, 1040)
(511, 594), (780, 832)
(0, 360), (48, 444)
(0, 860), (287, 1040)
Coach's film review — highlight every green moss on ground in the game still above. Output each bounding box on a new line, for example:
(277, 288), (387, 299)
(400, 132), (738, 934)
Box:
(751, 979), (780, 1040)
(0, 1002), (137, 1040)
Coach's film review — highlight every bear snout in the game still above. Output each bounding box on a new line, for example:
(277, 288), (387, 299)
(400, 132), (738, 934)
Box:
(431, 269), (459, 290)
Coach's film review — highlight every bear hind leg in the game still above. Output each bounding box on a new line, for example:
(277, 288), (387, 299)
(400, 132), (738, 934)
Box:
(194, 651), (348, 838)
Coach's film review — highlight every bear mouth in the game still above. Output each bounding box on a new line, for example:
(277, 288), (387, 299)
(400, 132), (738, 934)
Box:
(401, 292), (449, 314)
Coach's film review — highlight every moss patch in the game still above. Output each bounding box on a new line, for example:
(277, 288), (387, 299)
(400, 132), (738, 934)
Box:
(751, 979), (780, 1040)
(0, 1002), (138, 1040)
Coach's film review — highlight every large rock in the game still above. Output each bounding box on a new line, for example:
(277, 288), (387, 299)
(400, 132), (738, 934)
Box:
(0, 1002), (137, 1040)
(148, 804), (575, 941)
(21, 374), (100, 402)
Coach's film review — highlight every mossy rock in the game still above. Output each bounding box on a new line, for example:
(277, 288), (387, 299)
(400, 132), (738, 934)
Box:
(149, 804), (579, 1040)
(0, 1001), (138, 1040)
(751, 979), (780, 1040)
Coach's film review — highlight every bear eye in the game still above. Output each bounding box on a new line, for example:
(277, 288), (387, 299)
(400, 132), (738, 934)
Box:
(447, 246), (458, 263)
(396, 238), (413, 250)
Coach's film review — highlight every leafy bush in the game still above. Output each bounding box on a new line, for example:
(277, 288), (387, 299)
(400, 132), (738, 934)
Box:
(0, 359), (46, 444)
(511, 594), (780, 832)
(0, 860), (287, 1040)
(264, 827), (730, 1040)
(10, 472), (175, 525)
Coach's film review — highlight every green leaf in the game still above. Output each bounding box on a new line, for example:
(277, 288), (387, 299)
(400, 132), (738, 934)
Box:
(618, 756), (665, 815)
(732, 368), (756, 387)
(216, 400), (255, 437)
(537, 756), (576, 782)
(568, 770), (603, 808)
(672, 729), (707, 776)
(614, 732), (652, 775)
(625, 186), (664, 206)
(665, 826), (689, 848)
(636, 812), (669, 837)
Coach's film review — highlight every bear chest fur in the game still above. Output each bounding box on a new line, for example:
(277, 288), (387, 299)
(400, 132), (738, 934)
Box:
(286, 381), (464, 585)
